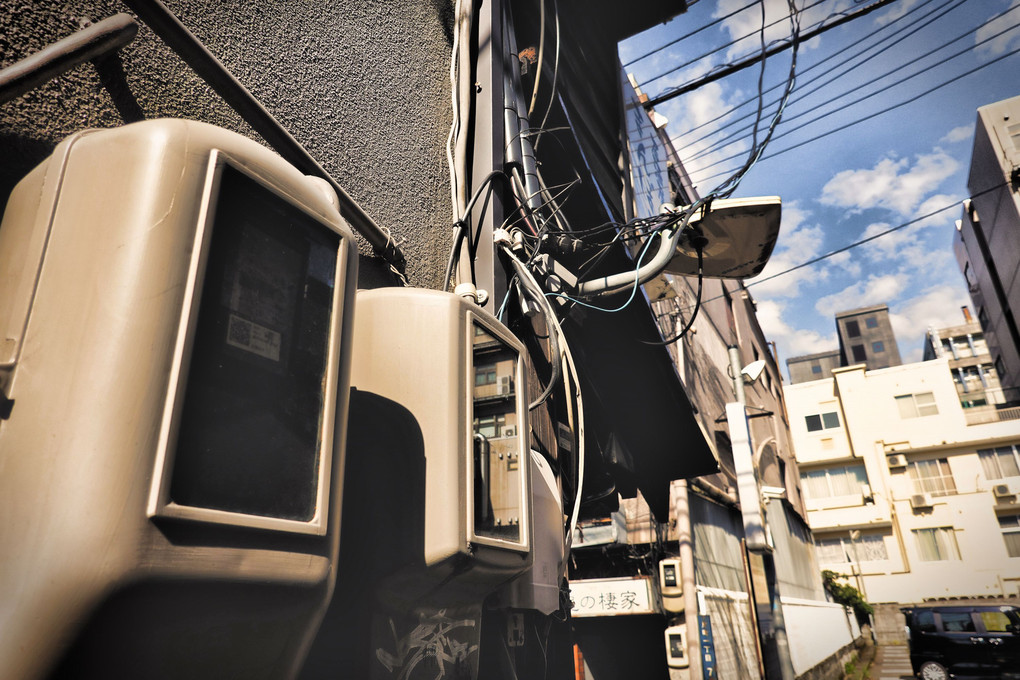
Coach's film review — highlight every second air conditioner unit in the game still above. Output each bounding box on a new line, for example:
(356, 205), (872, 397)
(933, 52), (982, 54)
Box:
(993, 484), (1015, 499)
(910, 493), (932, 509)
(498, 375), (513, 395)
(888, 454), (908, 469)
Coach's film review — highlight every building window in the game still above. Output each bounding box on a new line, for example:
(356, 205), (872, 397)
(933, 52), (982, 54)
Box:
(473, 414), (506, 438)
(474, 366), (496, 386)
(978, 306), (989, 330)
(851, 344), (867, 362)
(979, 445), (1020, 479)
(805, 411), (840, 432)
(801, 464), (868, 499)
(895, 392), (939, 418)
(865, 316), (878, 329)
(908, 458), (957, 496)
(1009, 121), (1020, 150)
(913, 527), (961, 561)
(846, 320), (861, 337)
(999, 515), (1020, 558)
(811, 363), (822, 374)
(872, 341), (885, 353)
(814, 534), (888, 563)
(996, 355), (1006, 378)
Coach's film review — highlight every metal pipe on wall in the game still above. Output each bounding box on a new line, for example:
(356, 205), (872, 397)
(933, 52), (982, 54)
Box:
(120, 0), (406, 273)
(0, 14), (139, 105)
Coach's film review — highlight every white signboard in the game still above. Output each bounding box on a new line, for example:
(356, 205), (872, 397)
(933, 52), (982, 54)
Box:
(569, 576), (655, 617)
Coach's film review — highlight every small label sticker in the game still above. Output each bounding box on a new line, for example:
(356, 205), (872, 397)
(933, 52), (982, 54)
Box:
(227, 313), (281, 361)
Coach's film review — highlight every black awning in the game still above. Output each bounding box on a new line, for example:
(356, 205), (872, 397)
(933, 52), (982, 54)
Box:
(562, 289), (718, 522)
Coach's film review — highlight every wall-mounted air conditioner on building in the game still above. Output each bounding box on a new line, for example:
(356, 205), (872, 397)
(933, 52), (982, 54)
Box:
(498, 375), (513, 395)
(888, 454), (908, 469)
(993, 483), (1015, 499)
(910, 493), (932, 509)
(504, 426), (517, 438)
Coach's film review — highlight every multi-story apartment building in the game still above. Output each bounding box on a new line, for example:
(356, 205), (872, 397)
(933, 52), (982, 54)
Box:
(923, 309), (1006, 413)
(786, 305), (900, 385)
(786, 358), (1020, 642)
(955, 94), (1020, 403)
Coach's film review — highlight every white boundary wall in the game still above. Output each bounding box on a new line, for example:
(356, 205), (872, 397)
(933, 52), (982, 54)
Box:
(780, 596), (857, 676)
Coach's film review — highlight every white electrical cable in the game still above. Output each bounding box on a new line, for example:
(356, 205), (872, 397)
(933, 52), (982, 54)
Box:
(501, 247), (585, 568)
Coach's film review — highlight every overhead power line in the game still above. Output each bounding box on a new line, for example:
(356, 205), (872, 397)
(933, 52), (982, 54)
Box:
(643, 0), (901, 109)
(623, 0), (758, 67)
(667, 181), (1008, 315)
(692, 41), (1020, 186)
(667, 0), (948, 147)
(688, 5), (1018, 168)
(640, 0), (832, 91)
(676, 0), (965, 159)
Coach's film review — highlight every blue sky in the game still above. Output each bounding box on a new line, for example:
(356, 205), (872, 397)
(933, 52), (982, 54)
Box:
(619, 0), (1020, 377)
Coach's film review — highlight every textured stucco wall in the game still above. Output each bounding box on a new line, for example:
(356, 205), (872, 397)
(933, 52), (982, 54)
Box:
(0, 0), (454, 288)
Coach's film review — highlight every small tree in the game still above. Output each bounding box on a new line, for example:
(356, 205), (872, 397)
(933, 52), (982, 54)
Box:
(822, 569), (873, 625)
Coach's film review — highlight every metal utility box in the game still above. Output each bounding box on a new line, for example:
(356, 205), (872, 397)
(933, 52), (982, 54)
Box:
(350, 288), (532, 601)
(659, 557), (684, 613)
(0, 119), (358, 680)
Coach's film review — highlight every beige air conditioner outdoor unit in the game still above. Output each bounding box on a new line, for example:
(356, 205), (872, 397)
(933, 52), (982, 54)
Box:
(910, 493), (932, 509)
(993, 484), (1015, 499)
(888, 454), (908, 469)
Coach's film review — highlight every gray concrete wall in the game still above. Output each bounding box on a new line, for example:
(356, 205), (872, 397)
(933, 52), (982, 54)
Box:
(0, 0), (455, 288)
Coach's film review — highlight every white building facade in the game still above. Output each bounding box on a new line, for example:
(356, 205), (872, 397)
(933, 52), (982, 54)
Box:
(786, 359), (1020, 608)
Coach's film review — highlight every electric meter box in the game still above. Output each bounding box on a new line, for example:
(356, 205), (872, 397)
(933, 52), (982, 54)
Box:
(0, 119), (358, 680)
(350, 288), (532, 600)
(664, 625), (690, 669)
(659, 557), (684, 613)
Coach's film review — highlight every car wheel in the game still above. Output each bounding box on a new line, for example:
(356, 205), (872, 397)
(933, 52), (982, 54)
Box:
(919, 661), (948, 680)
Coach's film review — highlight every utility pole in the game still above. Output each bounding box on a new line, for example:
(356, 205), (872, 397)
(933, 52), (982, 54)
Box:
(727, 346), (796, 680)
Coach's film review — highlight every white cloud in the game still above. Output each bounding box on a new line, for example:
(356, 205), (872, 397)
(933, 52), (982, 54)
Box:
(874, 0), (922, 27)
(715, 0), (847, 61)
(755, 299), (836, 357)
(819, 152), (959, 217)
(814, 274), (910, 318)
(976, 0), (1020, 57)
(747, 201), (827, 298)
(889, 285), (973, 362)
(857, 194), (962, 269)
(941, 125), (972, 144)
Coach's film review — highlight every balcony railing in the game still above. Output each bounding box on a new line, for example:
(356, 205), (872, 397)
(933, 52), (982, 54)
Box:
(965, 405), (1020, 425)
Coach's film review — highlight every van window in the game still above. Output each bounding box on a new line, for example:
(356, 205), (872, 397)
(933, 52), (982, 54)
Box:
(980, 611), (1013, 633)
(941, 612), (975, 632)
(916, 610), (936, 633)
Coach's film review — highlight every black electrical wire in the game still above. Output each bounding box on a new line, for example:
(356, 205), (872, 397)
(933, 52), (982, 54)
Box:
(666, 182), (1010, 315)
(677, 0), (962, 159)
(507, 254), (563, 410)
(676, 0), (960, 159)
(640, 0), (828, 89)
(442, 169), (507, 292)
(623, 0), (759, 67)
(687, 4), (1016, 167)
(710, 0), (800, 200)
(669, 0), (947, 148)
(693, 41), (1020, 186)
(640, 242), (705, 346)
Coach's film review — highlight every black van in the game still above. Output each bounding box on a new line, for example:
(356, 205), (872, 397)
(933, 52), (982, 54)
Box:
(901, 604), (1020, 679)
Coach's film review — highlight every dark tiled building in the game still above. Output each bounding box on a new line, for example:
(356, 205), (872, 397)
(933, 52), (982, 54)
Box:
(836, 305), (902, 370)
(786, 305), (902, 384)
